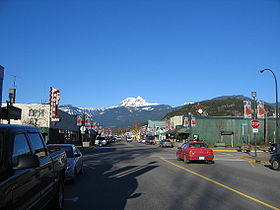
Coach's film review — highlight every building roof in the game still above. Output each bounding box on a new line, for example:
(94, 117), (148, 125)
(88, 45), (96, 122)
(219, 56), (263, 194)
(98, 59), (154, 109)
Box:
(147, 120), (166, 128)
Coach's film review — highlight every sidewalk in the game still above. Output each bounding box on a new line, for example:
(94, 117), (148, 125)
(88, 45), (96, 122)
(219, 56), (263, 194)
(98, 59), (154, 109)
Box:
(240, 152), (271, 164)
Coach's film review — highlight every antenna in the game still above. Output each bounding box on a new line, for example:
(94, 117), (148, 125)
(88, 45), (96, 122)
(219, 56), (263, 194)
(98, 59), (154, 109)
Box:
(9, 74), (17, 88)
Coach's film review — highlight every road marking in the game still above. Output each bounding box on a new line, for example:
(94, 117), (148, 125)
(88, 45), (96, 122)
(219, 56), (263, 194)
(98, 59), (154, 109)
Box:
(160, 158), (280, 210)
(240, 157), (270, 165)
(64, 197), (80, 202)
(248, 161), (256, 168)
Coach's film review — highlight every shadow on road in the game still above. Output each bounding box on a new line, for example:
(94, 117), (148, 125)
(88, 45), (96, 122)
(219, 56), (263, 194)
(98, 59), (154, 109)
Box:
(65, 161), (158, 210)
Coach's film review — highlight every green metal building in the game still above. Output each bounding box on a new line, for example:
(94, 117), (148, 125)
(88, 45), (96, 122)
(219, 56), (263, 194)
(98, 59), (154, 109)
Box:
(173, 116), (277, 146)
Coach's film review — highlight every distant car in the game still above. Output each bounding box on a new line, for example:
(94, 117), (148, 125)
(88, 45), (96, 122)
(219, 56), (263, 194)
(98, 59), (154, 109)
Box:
(47, 144), (83, 181)
(176, 142), (214, 164)
(126, 137), (133, 142)
(95, 136), (107, 146)
(146, 137), (156, 145)
(141, 138), (147, 143)
(159, 140), (173, 148)
(269, 153), (280, 170)
(116, 136), (122, 141)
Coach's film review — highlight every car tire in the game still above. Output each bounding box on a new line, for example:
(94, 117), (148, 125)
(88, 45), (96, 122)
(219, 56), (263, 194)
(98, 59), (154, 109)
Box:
(183, 155), (190, 164)
(271, 158), (280, 170)
(176, 155), (181, 161)
(48, 179), (64, 210)
(71, 167), (77, 183)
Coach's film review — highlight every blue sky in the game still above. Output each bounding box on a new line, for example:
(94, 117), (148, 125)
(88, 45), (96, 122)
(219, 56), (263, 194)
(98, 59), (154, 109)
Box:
(0, 0), (279, 107)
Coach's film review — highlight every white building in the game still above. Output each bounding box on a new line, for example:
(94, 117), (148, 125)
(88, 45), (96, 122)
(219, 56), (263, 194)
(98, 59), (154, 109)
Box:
(1, 103), (79, 143)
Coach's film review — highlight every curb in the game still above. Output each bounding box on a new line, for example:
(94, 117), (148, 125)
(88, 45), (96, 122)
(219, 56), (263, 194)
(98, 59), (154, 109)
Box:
(240, 157), (270, 165)
(213, 149), (267, 153)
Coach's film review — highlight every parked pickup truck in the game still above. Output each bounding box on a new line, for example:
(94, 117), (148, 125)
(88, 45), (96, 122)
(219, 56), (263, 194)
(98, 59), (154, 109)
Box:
(0, 125), (67, 210)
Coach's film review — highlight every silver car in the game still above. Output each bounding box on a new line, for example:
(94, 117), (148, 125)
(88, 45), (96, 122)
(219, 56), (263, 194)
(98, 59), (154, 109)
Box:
(95, 136), (107, 146)
(47, 144), (83, 181)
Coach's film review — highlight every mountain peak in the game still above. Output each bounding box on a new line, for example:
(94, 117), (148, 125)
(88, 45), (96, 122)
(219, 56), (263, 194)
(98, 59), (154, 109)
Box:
(118, 96), (159, 107)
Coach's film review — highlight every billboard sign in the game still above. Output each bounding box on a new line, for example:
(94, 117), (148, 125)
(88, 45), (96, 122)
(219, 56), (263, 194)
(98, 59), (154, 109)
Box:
(49, 87), (60, 124)
(183, 117), (189, 127)
(191, 117), (197, 127)
(244, 100), (252, 119)
(257, 101), (266, 119)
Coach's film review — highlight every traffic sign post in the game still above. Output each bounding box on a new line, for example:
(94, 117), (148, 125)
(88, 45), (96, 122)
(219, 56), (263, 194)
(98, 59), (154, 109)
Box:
(251, 119), (260, 157)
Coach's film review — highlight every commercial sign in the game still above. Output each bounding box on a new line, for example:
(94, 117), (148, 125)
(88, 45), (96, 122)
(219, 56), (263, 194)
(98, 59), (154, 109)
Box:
(183, 117), (189, 127)
(49, 87), (60, 125)
(49, 87), (60, 118)
(191, 117), (197, 127)
(51, 117), (61, 122)
(257, 101), (266, 119)
(76, 116), (82, 126)
(244, 100), (252, 119)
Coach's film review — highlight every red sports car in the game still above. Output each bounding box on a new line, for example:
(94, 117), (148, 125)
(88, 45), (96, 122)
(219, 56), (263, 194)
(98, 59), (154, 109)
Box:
(176, 142), (214, 164)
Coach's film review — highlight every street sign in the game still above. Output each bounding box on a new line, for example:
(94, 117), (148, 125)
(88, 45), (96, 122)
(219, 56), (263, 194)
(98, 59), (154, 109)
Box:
(80, 126), (86, 134)
(253, 128), (259, 133)
(250, 119), (260, 129)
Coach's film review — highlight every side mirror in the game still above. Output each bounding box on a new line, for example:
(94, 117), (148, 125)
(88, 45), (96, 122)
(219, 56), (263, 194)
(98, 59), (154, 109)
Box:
(178, 147), (181, 150)
(13, 154), (40, 170)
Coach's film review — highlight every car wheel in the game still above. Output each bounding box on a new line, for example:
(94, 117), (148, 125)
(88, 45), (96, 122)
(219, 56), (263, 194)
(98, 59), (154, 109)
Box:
(176, 155), (181, 161)
(48, 179), (64, 210)
(183, 155), (190, 164)
(271, 158), (280, 170)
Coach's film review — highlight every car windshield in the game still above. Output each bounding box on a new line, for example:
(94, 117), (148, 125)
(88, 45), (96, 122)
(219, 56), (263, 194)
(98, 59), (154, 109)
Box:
(97, 137), (105, 140)
(48, 146), (74, 158)
(190, 143), (208, 148)
(164, 140), (170, 142)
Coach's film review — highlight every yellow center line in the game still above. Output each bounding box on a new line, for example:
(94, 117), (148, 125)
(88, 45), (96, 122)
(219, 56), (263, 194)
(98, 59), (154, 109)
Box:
(160, 158), (280, 210)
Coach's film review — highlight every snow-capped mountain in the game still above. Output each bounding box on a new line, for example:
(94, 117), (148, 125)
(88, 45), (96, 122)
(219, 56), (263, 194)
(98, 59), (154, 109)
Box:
(118, 96), (159, 107)
(60, 97), (176, 128)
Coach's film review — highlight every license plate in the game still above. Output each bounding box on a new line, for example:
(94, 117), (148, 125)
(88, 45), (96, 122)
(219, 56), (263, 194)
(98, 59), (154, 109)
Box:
(199, 156), (205, 160)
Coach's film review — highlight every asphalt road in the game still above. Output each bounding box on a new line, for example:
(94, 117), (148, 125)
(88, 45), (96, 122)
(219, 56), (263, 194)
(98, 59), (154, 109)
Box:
(64, 141), (280, 210)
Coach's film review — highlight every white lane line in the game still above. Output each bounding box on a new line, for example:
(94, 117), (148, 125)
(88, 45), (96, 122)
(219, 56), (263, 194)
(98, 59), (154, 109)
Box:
(64, 197), (80, 202)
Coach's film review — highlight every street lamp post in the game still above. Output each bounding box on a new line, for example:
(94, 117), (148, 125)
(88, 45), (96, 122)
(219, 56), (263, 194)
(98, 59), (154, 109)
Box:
(260, 69), (279, 154)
